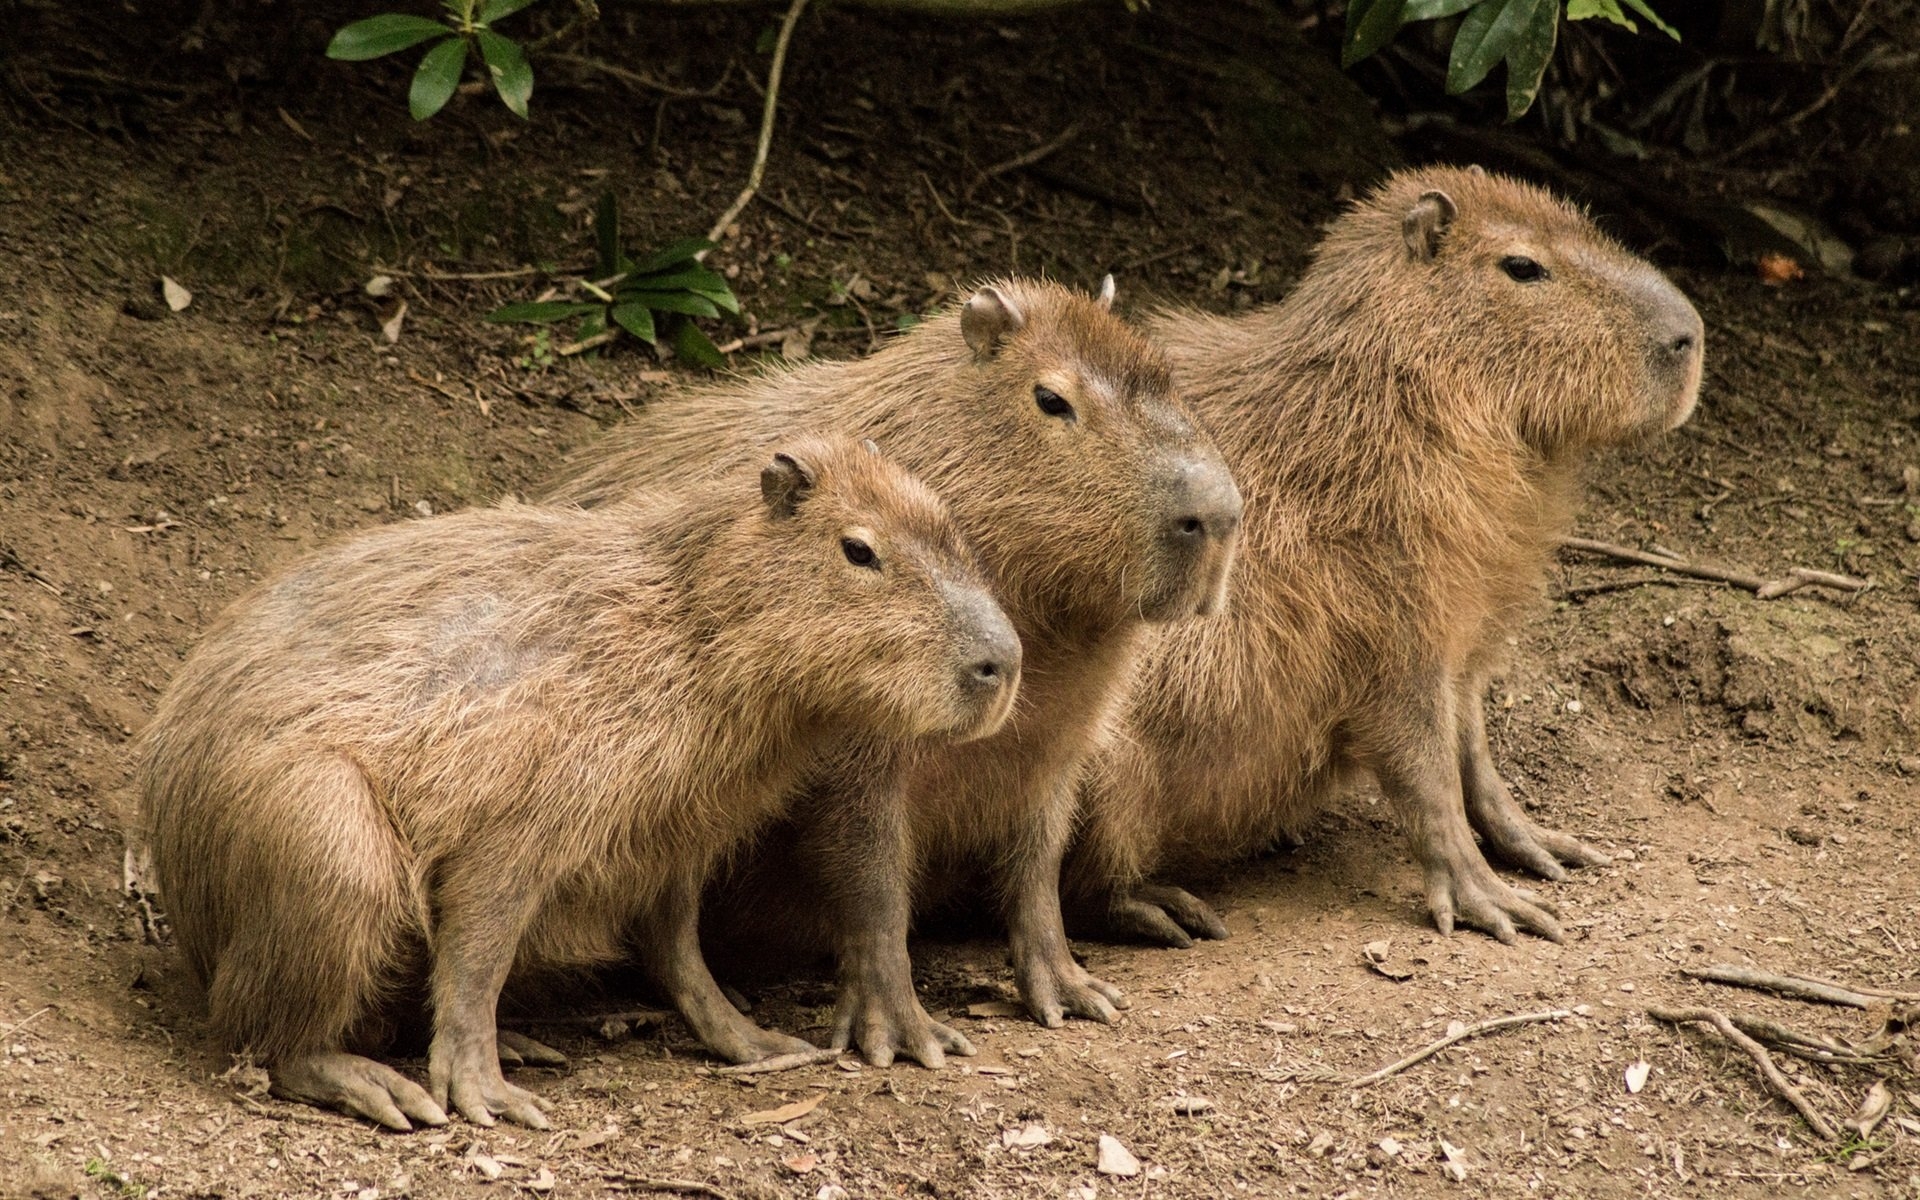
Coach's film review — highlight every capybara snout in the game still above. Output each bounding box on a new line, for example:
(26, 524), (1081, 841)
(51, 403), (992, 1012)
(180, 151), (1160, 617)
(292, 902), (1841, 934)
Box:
(1145, 449), (1243, 620)
(941, 577), (1022, 740)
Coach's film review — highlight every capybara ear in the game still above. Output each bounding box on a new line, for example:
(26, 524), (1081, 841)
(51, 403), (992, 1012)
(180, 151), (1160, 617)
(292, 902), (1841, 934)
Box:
(1402, 189), (1459, 262)
(861, 438), (883, 457)
(760, 451), (816, 519)
(1096, 274), (1117, 310)
(961, 285), (1026, 360)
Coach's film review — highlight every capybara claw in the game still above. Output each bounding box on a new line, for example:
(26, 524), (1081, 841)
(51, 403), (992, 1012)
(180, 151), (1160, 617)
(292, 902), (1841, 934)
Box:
(272, 1052), (448, 1133)
(497, 1030), (568, 1069)
(1132, 884), (1228, 942)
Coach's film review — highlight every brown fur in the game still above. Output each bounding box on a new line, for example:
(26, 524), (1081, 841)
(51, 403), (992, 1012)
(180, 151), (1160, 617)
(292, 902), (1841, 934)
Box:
(1070, 167), (1705, 946)
(545, 278), (1241, 1038)
(140, 436), (1018, 1129)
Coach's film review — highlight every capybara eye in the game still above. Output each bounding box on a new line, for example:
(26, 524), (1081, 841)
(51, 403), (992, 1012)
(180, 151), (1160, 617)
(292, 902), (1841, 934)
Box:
(1501, 255), (1546, 283)
(841, 538), (879, 569)
(1034, 386), (1075, 420)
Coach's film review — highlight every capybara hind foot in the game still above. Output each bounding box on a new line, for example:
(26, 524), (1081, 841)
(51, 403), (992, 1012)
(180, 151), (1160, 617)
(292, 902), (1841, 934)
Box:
(271, 1051), (448, 1132)
(1106, 884), (1229, 949)
(429, 1039), (552, 1129)
(831, 977), (975, 1069)
(1421, 854), (1563, 945)
(1015, 948), (1128, 1029)
(496, 1030), (568, 1069)
(1472, 807), (1611, 882)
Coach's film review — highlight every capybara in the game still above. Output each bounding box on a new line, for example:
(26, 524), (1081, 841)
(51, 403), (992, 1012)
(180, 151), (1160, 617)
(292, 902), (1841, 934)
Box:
(1070, 166), (1704, 946)
(140, 436), (1020, 1130)
(547, 278), (1241, 1057)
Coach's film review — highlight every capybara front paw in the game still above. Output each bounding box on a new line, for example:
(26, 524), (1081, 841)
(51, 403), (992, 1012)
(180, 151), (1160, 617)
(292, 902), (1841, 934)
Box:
(1468, 795), (1611, 881)
(271, 1051), (448, 1132)
(1109, 884), (1230, 947)
(718, 1026), (818, 1066)
(832, 985), (976, 1069)
(496, 1030), (568, 1069)
(1423, 862), (1563, 945)
(1018, 954), (1129, 1029)
(431, 1042), (553, 1129)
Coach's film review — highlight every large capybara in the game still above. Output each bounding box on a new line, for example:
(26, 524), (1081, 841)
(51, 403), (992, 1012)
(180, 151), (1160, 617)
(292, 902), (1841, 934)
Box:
(1070, 167), (1704, 946)
(140, 436), (1020, 1130)
(546, 278), (1241, 1058)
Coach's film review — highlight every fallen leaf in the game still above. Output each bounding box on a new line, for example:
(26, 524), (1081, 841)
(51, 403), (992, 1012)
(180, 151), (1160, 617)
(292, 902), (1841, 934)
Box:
(1439, 1138), (1468, 1182)
(1757, 252), (1804, 286)
(381, 299), (409, 344)
(1624, 1060), (1651, 1094)
(965, 1001), (1025, 1019)
(161, 276), (192, 312)
(782, 1154), (817, 1175)
(1848, 1080), (1892, 1138)
(1095, 1134), (1140, 1178)
(741, 1093), (825, 1126)
(365, 274), (396, 298)
(277, 107), (313, 141)
(1002, 1123), (1053, 1148)
(1361, 939), (1413, 981)
(465, 1150), (503, 1181)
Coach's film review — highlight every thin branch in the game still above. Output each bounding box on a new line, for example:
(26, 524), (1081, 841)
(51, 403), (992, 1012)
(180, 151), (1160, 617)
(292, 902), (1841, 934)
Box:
(0, 1006), (53, 1043)
(550, 54), (734, 99)
(602, 1175), (740, 1200)
(704, 0), (810, 248)
(1350, 1009), (1572, 1088)
(713, 1047), (845, 1075)
(1648, 1006), (1839, 1140)
(1559, 537), (1870, 600)
(527, 0), (601, 53)
(1684, 963), (1919, 1006)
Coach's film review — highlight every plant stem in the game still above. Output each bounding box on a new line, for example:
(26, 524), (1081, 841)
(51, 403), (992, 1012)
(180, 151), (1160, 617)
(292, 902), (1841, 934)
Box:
(703, 0), (810, 248)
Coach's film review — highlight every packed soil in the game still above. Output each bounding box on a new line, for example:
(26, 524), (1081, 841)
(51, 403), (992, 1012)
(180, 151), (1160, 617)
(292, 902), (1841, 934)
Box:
(3, 4), (1918, 1198)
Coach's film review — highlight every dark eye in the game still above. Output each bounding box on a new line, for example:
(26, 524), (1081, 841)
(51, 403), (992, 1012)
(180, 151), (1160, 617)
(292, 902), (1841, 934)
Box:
(1034, 386), (1075, 420)
(841, 538), (878, 569)
(1501, 256), (1546, 283)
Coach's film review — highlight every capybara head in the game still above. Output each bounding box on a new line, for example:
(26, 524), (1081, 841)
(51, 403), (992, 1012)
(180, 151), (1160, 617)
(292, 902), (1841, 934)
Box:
(942, 278), (1242, 629)
(708, 436), (1020, 742)
(1300, 166), (1704, 452)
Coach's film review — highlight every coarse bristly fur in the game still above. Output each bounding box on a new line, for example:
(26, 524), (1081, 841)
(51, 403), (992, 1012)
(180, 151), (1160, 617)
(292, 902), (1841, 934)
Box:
(1068, 166), (1705, 948)
(139, 435), (1019, 1132)
(545, 277), (1243, 1045)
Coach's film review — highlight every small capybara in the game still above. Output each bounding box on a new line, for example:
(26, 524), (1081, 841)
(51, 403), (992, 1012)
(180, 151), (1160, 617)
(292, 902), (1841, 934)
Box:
(140, 436), (1020, 1130)
(547, 278), (1241, 1058)
(1070, 167), (1704, 946)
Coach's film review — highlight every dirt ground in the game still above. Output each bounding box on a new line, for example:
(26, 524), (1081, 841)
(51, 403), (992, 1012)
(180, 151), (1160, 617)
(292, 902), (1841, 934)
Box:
(3, 4), (1919, 1198)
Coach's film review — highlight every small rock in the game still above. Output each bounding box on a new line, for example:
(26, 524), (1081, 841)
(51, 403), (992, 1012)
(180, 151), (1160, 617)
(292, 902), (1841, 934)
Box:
(1096, 1134), (1141, 1178)
(1168, 1096), (1214, 1116)
(782, 1154), (817, 1176)
(815, 1187), (849, 1200)
(526, 1166), (555, 1192)
(1306, 1131), (1334, 1157)
(1002, 1123), (1052, 1148)
(414, 500), (434, 518)
(1565, 699), (1583, 714)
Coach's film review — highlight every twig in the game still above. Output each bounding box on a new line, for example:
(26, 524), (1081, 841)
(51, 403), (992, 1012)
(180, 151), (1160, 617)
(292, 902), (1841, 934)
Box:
(1684, 964), (1917, 1007)
(714, 328), (802, 354)
(713, 1047), (844, 1075)
(0, 544), (61, 595)
(603, 1173), (740, 1199)
(1723, 1013), (1886, 1066)
(376, 265), (554, 282)
(0, 1006), (52, 1044)
(550, 54), (733, 100)
(557, 329), (620, 357)
(970, 121), (1083, 196)
(1560, 576), (1722, 601)
(526, 0), (600, 53)
(704, 0), (810, 247)
(1559, 537), (1870, 600)
(1648, 1006), (1839, 1140)
(1350, 1009), (1572, 1088)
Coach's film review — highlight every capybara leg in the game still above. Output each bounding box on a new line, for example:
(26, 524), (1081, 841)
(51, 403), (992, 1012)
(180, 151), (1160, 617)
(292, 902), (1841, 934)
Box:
(496, 1030), (568, 1069)
(1004, 794), (1129, 1028)
(1457, 690), (1611, 879)
(808, 779), (972, 1068)
(425, 880), (552, 1129)
(1105, 884), (1230, 949)
(272, 1051), (448, 1132)
(1365, 690), (1564, 945)
(639, 874), (815, 1064)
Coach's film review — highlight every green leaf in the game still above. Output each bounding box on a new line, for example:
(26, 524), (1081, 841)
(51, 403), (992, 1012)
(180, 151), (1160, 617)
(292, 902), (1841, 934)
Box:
(1566, 0), (1633, 29)
(1343, 0), (1409, 68)
(408, 35), (468, 120)
(478, 0), (541, 23)
(475, 30), (532, 119)
(1404, 0), (1479, 18)
(326, 14), (453, 61)
(1504, 0), (1559, 118)
(671, 320), (726, 369)
(1618, 0), (1679, 40)
(689, 286), (742, 315)
(1446, 0), (1530, 94)
(628, 237), (716, 274)
(620, 291), (721, 319)
(594, 192), (623, 279)
(578, 310), (608, 339)
(610, 302), (658, 344)
(628, 266), (730, 294)
(486, 300), (602, 323)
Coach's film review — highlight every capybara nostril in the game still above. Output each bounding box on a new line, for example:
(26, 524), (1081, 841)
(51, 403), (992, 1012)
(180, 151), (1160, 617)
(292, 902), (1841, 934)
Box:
(1670, 332), (1696, 356)
(1167, 461), (1245, 546)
